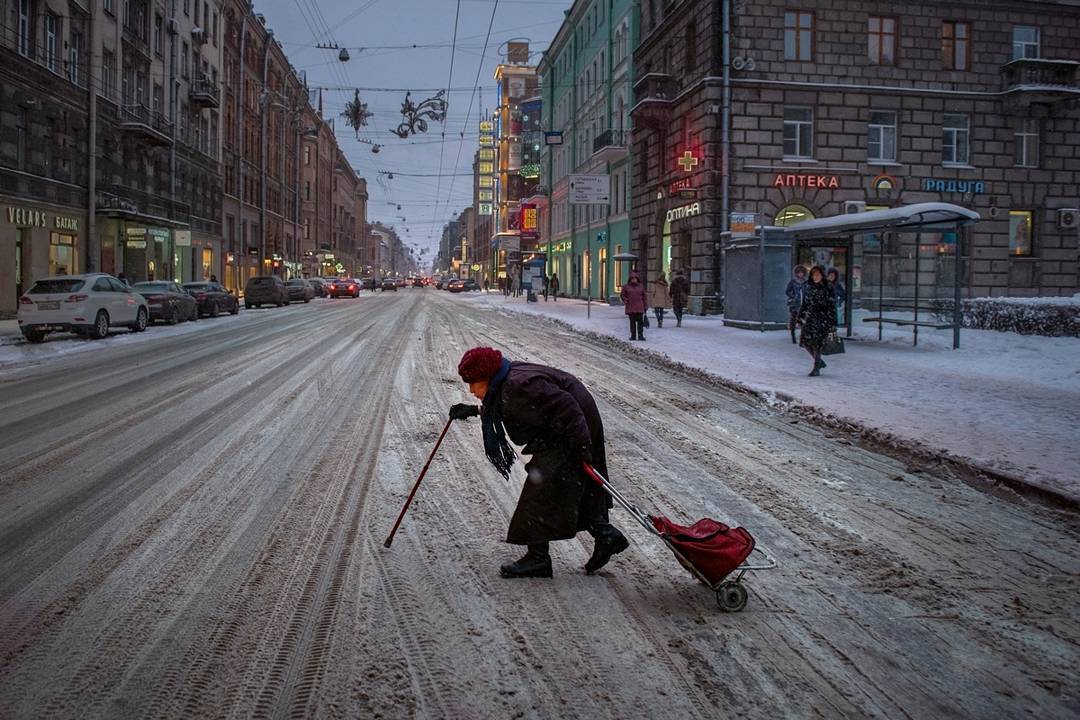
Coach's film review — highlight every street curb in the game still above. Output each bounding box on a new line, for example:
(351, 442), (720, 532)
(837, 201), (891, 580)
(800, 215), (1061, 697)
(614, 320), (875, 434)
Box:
(491, 305), (1079, 514)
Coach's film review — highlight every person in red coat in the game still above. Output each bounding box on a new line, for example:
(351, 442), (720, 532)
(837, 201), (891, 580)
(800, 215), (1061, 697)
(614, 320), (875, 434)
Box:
(620, 272), (648, 341)
(449, 347), (629, 578)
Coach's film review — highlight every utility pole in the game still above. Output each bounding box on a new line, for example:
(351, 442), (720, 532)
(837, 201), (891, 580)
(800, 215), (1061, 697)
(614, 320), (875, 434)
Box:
(168, 0), (178, 279)
(259, 31), (272, 272)
(86, 0), (98, 271)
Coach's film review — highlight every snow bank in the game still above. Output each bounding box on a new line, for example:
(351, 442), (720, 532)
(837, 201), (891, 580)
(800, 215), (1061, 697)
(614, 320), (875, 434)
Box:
(461, 292), (1080, 504)
(934, 295), (1080, 337)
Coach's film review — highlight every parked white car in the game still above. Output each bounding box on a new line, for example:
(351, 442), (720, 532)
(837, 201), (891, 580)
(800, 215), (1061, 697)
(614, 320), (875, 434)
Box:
(17, 274), (149, 343)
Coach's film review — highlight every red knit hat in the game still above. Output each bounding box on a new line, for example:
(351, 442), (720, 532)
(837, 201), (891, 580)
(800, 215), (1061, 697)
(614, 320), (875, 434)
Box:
(458, 347), (504, 382)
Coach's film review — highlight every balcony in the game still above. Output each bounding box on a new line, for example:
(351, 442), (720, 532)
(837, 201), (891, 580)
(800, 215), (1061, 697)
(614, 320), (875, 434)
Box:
(189, 78), (220, 109)
(591, 129), (630, 163)
(1001, 58), (1080, 110)
(118, 104), (173, 145)
(630, 73), (675, 127)
(122, 23), (152, 61)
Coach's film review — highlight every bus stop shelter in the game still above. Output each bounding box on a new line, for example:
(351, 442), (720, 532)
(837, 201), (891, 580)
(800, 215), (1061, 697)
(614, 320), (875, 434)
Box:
(722, 203), (979, 349)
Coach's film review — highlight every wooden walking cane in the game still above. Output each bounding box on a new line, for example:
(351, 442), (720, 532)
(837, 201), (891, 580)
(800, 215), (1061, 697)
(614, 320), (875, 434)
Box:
(383, 417), (455, 549)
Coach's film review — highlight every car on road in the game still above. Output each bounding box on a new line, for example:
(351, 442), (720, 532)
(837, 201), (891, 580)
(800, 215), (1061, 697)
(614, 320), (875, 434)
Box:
(307, 278), (329, 298)
(360, 277), (377, 291)
(446, 279), (466, 293)
(286, 279), (315, 303)
(461, 278), (480, 292)
(182, 281), (240, 317)
(244, 275), (290, 308)
(329, 278), (360, 298)
(412, 277), (425, 288)
(18, 274), (149, 342)
(394, 277), (407, 288)
(133, 281), (200, 324)
(380, 277), (397, 291)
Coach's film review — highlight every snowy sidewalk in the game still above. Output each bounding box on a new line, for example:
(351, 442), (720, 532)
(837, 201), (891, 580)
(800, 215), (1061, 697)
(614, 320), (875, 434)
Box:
(462, 291), (1080, 503)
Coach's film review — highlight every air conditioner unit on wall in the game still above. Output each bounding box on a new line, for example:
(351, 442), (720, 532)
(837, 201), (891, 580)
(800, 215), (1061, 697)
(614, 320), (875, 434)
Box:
(843, 200), (867, 214)
(1058, 208), (1079, 230)
(167, 18), (179, 35)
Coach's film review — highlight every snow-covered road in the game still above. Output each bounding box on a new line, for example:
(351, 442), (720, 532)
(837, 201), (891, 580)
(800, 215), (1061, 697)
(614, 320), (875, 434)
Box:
(0, 291), (1077, 719)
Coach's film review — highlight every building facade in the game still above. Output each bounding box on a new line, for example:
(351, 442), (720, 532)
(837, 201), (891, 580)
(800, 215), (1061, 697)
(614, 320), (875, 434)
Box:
(539, 0), (638, 300)
(631, 0), (1080, 312)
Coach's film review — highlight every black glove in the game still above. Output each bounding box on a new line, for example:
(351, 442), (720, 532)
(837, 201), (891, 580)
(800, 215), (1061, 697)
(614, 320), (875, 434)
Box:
(448, 403), (480, 421)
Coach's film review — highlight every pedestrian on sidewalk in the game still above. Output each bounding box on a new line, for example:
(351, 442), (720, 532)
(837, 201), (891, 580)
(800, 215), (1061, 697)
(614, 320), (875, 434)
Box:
(510, 274), (520, 297)
(797, 265), (837, 377)
(620, 272), (648, 341)
(669, 269), (689, 327)
(484, 278), (491, 293)
(550, 272), (560, 302)
(542, 273), (550, 301)
(649, 272), (671, 328)
(827, 267), (846, 326)
(785, 265), (807, 344)
(448, 347), (629, 578)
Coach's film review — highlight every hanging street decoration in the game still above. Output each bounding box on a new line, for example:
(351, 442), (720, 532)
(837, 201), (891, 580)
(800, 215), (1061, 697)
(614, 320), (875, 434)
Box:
(390, 90), (448, 139)
(341, 90), (374, 139)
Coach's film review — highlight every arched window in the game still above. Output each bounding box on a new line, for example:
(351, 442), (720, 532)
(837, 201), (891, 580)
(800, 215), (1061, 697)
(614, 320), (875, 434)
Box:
(774, 204), (816, 227)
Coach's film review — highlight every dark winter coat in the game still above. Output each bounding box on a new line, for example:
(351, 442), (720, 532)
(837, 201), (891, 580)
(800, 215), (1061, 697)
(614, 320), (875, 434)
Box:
(620, 279), (648, 315)
(797, 278), (837, 350)
(550, 275), (560, 292)
(669, 274), (690, 306)
(495, 362), (611, 545)
(785, 268), (807, 313)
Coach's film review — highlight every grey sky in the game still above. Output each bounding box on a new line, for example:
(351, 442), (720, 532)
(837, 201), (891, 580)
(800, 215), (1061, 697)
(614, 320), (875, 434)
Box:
(258, 0), (571, 258)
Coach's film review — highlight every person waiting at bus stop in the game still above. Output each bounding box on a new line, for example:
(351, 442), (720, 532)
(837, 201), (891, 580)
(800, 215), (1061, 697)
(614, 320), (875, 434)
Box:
(448, 347), (629, 578)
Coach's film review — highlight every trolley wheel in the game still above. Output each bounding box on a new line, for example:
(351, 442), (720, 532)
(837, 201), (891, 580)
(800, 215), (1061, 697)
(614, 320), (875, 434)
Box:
(715, 581), (748, 613)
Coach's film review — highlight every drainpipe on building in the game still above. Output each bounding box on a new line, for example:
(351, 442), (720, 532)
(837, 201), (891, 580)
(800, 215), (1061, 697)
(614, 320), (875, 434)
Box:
(168, 0), (178, 280)
(235, 4), (249, 290)
(720, 0), (732, 301)
(259, 31), (272, 272)
(87, 0), (98, 272)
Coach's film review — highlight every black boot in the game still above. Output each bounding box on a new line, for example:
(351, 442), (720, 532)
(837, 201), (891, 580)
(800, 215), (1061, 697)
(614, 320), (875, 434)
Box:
(500, 543), (552, 579)
(585, 524), (629, 575)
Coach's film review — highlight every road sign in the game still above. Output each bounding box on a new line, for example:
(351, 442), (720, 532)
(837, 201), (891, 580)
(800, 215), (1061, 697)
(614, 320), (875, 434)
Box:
(569, 174), (610, 205)
(544, 131), (563, 146)
(730, 212), (758, 237)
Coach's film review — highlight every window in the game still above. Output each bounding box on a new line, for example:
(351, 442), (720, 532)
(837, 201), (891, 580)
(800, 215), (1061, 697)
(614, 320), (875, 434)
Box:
(212, 12), (218, 45)
(49, 233), (77, 276)
(154, 14), (163, 55)
(942, 21), (970, 70)
(783, 107), (814, 158)
(1013, 27), (1039, 60)
(1014, 118), (1039, 167)
(784, 11), (814, 61)
(181, 41), (189, 78)
(1009, 210), (1033, 256)
(303, 146), (311, 165)
(685, 21), (696, 70)
(68, 31), (82, 84)
(103, 50), (115, 97)
(868, 111), (897, 162)
(45, 13), (59, 71)
(17, 0), (30, 56)
(942, 113), (969, 165)
(868, 16), (897, 65)
(183, 0), (189, 16)
(304, 181), (311, 201)
(104, 0), (113, 13)
(303, 219), (310, 239)
(639, 135), (649, 183)
(15, 108), (27, 170)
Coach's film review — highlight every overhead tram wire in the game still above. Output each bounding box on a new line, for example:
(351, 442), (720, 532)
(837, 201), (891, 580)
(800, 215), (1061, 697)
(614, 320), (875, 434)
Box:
(431, 0), (462, 232)
(438, 0), (499, 228)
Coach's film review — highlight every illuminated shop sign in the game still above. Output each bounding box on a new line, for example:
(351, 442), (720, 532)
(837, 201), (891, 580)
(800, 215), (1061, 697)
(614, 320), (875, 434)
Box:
(669, 177), (692, 194)
(923, 178), (985, 194)
(773, 174), (840, 188)
(677, 150), (699, 173)
(5, 207), (80, 231)
(520, 203), (538, 239)
(665, 202), (701, 223)
(478, 202), (493, 215)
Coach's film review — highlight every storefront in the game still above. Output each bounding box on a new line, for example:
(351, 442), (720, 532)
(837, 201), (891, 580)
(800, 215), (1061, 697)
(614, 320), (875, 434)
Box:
(1, 201), (85, 315)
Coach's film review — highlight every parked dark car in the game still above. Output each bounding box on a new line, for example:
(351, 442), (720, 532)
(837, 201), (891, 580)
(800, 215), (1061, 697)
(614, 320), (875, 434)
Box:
(307, 278), (329, 298)
(286, 279), (315, 303)
(183, 281), (240, 317)
(329, 278), (360, 298)
(244, 275), (289, 308)
(446, 279), (466, 293)
(380, 277), (398, 291)
(133, 280), (200, 323)
(461, 278), (480, 292)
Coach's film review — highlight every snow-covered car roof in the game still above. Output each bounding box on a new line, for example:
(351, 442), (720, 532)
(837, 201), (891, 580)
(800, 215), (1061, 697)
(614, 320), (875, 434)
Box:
(783, 202), (980, 238)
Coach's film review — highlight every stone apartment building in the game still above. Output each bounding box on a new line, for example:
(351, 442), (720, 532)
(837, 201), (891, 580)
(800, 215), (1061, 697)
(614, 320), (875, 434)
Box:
(539, 0), (638, 300)
(0, 0), (225, 313)
(631, 0), (1080, 309)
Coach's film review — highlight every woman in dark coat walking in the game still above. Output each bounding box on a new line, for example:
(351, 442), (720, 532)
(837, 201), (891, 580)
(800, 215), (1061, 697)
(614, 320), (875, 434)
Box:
(449, 347), (629, 578)
(620, 272), (648, 340)
(669, 269), (690, 327)
(797, 265), (837, 376)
